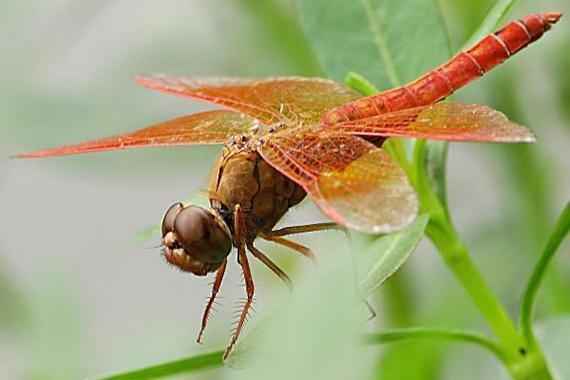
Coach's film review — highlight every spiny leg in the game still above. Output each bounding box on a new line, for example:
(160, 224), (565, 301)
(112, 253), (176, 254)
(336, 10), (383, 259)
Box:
(247, 242), (292, 289)
(225, 245), (254, 360)
(262, 234), (317, 262)
(196, 259), (227, 344)
(267, 222), (343, 237)
(223, 204), (255, 361)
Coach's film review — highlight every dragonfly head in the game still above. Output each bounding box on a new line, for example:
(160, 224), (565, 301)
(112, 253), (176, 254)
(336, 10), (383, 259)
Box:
(161, 203), (232, 276)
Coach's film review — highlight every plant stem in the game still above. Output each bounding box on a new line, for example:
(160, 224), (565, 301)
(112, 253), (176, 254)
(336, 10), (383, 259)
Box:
(426, 221), (523, 358)
(426, 203), (554, 379)
(413, 140), (552, 379)
(384, 138), (413, 177)
(364, 327), (505, 360)
(520, 201), (570, 347)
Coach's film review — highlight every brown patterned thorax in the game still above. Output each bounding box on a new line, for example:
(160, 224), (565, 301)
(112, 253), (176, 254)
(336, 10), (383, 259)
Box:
(208, 142), (306, 242)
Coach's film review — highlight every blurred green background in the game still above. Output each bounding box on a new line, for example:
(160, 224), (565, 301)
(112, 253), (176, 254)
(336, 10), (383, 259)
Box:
(1, 0), (569, 379)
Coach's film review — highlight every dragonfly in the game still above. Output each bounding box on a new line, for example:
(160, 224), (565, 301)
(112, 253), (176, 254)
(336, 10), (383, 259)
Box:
(15, 12), (561, 360)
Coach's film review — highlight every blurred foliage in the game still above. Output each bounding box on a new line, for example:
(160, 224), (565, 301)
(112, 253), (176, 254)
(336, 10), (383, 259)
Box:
(0, 257), (29, 333)
(24, 272), (85, 380)
(554, 43), (570, 124)
(1, 0), (569, 379)
(0, 263), (84, 379)
(537, 317), (570, 378)
(230, 251), (373, 380)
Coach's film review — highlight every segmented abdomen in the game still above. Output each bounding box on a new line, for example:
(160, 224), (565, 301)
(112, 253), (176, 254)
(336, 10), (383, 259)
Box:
(323, 12), (562, 125)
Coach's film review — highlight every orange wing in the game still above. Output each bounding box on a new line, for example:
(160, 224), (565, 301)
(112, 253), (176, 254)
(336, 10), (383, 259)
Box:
(136, 76), (361, 126)
(259, 129), (418, 234)
(325, 102), (535, 143)
(15, 111), (257, 158)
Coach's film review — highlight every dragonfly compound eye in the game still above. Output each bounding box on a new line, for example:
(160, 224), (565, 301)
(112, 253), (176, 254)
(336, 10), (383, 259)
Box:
(161, 202), (184, 236)
(161, 204), (232, 276)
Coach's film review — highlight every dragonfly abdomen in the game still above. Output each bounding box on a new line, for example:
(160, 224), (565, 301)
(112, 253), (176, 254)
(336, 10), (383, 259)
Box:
(417, 12), (561, 103)
(323, 12), (561, 124)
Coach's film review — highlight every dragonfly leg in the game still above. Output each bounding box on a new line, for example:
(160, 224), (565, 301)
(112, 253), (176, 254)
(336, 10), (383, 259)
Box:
(196, 259), (227, 344)
(247, 242), (292, 289)
(266, 222), (343, 237)
(223, 204), (254, 361)
(261, 222), (344, 262)
(261, 234), (317, 263)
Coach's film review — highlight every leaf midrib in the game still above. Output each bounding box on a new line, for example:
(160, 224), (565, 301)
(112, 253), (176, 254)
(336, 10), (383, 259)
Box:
(359, 0), (402, 88)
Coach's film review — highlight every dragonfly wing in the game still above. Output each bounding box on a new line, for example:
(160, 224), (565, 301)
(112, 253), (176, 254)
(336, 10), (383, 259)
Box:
(259, 130), (418, 234)
(327, 102), (535, 143)
(15, 110), (257, 158)
(136, 75), (361, 126)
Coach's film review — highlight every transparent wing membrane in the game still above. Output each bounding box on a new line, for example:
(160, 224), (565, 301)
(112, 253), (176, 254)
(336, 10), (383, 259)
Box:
(327, 102), (535, 143)
(260, 130), (418, 234)
(136, 75), (361, 126)
(15, 111), (256, 158)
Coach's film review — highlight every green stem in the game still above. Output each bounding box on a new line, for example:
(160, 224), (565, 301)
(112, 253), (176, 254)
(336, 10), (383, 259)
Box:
(384, 138), (413, 178)
(520, 201), (570, 347)
(364, 327), (504, 360)
(429, 216), (554, 379)
(413, 140), (552, 379)
(425, 221), (524, 358)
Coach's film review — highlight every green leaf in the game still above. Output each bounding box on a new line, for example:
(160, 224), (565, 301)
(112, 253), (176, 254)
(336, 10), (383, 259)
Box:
(358, 214), (429, 296)
(520, 201), (570, 346)
(239, 0), (323, 76)
(297, 0), (450, 89)
(298, 0), (453, 211)
(536, 317), (570, 379)
(95, 351), (223, 380)
(461, 0), (518, 50)
(298, 0), (454, 211)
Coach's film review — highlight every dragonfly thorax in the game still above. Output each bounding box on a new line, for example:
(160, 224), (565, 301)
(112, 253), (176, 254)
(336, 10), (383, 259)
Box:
(208, 146), (306, 242)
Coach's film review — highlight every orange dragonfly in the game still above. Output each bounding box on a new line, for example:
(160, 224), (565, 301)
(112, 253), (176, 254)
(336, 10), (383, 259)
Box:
(15, 13), (561, 360)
